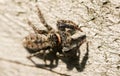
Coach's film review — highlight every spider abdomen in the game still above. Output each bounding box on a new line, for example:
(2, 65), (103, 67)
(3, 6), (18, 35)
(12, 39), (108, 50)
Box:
(23, 33), (51, 51)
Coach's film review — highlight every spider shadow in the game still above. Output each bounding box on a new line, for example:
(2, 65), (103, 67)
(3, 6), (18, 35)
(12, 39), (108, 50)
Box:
(25, 43), (89, 72)
(59, 43), (89, 72)
(25, 48), (59, 69)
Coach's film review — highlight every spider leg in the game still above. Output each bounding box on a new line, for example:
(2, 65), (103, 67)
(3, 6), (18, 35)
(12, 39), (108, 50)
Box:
(57, 20), (83, 32)
(36, 5), (53, 31)
(71, 34), (86, 45)
(27, 50), (43, 58)
(27, 50), (47, 65)
(27, 56), (36, 65)
(27, 51), (42, 65)
(70, 35), (86, 57)
(28, 20), (48, 34)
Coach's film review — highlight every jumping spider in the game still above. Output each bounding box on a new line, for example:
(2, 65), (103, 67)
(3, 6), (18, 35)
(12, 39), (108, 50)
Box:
(23, 5), (87, 67)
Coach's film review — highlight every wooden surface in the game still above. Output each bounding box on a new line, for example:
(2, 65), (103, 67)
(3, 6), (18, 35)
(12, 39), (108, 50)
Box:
(0, 0), (120, 76)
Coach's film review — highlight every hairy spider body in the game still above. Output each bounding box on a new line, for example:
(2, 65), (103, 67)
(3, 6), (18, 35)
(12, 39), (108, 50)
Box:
(23, 5), (86, 66)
